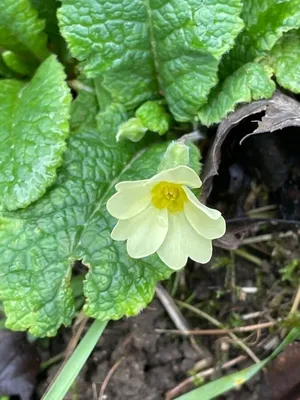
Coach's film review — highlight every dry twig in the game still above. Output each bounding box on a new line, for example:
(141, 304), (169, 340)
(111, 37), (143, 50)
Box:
(176, 300), (261, 363)
(156, 284), (213, 368)
(156, 320), (276, 335)
(98, 357), (124, 400)
(290, 285), (300, 314)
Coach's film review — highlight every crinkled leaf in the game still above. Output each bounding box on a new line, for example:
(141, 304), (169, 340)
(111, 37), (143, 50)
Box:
(0, 0), (49, 60)
(270, 30), (300, 93)
(0, 55), (71, 210)
(58, 0), (243, 121)
(222, 0), (300, 77)
(136, 101), (172, 135)
(0, 95), (201, 337)
(96, 103), (128, 134)
(242, 91), (300, 138)
(198, 63), (276, 126)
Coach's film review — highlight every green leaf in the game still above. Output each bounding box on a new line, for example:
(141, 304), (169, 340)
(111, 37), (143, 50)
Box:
(117, 118), (148, 143)
(117, 101), (171, 142)
(176, 328), (300, 400)
(96, 103), (128, 135)
(58, 0), (244, 121)
(0, 55), (16, 78)
(136, 101), (172, 135)
(198, 63), (276, 126)
(0, 96), (200, 336)
(0, 55), (71, 210)
(270, 29), (300, 93)
(2, 51), (36, 76)
(0, 0), (49, 60)
(42, 319), (108, 400)
(222, 0), (300, 77)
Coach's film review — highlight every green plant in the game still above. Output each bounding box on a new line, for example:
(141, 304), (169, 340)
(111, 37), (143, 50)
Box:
(0, 0), (299, 358)
(1, 0), (300, 397)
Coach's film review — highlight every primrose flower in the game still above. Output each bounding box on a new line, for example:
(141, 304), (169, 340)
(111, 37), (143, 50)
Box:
(106, 166), (225, 270)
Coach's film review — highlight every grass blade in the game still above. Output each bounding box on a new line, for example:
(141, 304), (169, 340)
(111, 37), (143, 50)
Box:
(42, 319), (108, 400)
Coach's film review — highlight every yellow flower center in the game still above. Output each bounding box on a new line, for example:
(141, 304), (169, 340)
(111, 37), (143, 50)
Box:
(151, 181), (187, 213)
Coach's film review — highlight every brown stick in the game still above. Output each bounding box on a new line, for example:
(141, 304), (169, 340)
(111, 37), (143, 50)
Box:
(98, 357), (124, 400)
(290, 285), (300, 314)
(156, 320), (276, 336)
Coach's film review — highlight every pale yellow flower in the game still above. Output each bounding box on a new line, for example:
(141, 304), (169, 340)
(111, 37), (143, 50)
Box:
(106, 166), (226, 270)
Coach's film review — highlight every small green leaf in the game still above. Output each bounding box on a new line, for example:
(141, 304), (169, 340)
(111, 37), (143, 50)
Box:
(58, 0), (244, 121)
(270, 30), (300, 93)
(198, 63), (276, 126)
(136, 101), (172, 136)
(117, 101), (172, 142)
(2, 51), (36, 76)
(222, 0), (300, 77)
(0, 90), (201, 336)
(0, 0), (49, 60)
(0, 55), (16, 78)
(0, 55), (71, 210)
(117, 118), (147, 143)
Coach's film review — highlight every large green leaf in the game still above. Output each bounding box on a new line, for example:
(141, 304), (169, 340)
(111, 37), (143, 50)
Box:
(0, 0), (49, 60)
(58, 0), (244, 121)
(0, 55), (71, 210)
(0, 99), (200, 337)
(198, 63), (275, 126)
(270, 29), (300, 93)
(222, 0), (300, 77)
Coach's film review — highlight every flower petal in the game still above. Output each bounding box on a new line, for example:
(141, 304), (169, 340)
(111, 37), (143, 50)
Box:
(157, 212), (212, 270)
(106, 185), (151, 219)
(111, 218), (137, 241)
(126, 206), (168, 258)
(151, 166), (201, 188)
(115, 179), (150, 191)
(184, 201), (226, 240)
(183, 187), (222, 219)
